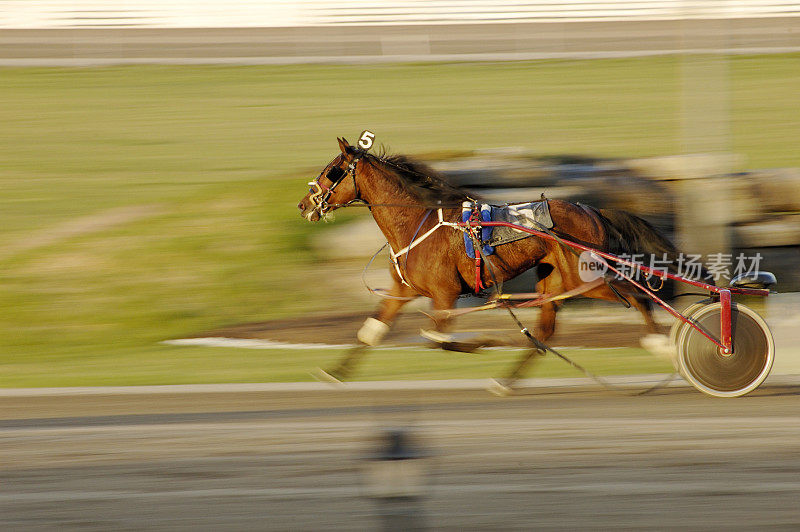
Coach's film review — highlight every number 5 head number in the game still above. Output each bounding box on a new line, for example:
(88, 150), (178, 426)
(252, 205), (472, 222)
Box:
(358, 130), (375, 151)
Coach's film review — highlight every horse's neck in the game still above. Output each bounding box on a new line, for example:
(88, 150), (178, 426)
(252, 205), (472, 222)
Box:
(359, 168), (436, 253)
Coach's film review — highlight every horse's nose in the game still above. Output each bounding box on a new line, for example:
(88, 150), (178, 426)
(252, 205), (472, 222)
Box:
(297, 202), (304, 211)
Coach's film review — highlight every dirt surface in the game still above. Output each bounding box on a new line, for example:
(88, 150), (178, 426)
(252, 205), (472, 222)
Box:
(201, 308), (661, 348)
(3, 385), (800, 530)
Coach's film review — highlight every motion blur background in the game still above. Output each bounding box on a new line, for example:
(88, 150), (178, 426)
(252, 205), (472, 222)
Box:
(2, 0), (799, 384)
(2, 3), (800, 529)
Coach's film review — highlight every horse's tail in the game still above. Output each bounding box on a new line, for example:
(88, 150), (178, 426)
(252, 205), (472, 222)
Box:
(594, 208), (714, 284)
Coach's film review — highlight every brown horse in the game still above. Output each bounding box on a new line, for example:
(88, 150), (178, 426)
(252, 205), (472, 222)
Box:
(298, 137), (682, 386)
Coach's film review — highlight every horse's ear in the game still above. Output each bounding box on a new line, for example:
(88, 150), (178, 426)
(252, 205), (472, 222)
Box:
(337, 137), (359, 158)
(337, 137), (351, 155)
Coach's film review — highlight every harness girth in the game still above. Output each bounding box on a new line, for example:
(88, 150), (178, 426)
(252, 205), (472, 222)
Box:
(467, 205), (486, 293)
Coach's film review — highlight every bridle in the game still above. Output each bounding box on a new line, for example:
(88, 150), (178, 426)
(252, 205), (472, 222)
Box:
(306, 153), (364, 215)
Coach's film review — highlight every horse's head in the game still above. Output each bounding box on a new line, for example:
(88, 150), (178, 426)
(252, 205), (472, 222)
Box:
(298, 137), (363, 222)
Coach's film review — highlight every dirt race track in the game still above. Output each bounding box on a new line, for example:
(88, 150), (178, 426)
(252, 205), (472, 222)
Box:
(2, 383), (800, 530)
(201, 307), (657, 348)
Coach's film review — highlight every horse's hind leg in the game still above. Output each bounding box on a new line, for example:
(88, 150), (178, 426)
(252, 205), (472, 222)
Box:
(630, 295), (660, 334)
(631, 294), (676, 362)
(490, 272), (560, 395)
(534, 263), (562, 342)
(537, 300), (559, 341)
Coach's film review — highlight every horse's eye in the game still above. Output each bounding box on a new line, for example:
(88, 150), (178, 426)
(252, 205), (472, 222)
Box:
(327, 166), (344, 182)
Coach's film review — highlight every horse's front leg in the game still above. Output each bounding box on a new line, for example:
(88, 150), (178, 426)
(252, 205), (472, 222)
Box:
(317, 279), (418, 383)
(359, 280), (420, 346)
(417, 287), (466, 350)
(430, 291), (459, 331)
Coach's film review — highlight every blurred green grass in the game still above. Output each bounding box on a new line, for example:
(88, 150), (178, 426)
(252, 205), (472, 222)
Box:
(0, 344), (672, 387)
(1, 55), (798, 386)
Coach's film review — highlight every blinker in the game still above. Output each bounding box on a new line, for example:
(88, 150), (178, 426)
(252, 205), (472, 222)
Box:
(327, 166), (345, 184)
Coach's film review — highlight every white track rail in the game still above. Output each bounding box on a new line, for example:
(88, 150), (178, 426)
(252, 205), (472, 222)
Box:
(2, 1), (799, 29)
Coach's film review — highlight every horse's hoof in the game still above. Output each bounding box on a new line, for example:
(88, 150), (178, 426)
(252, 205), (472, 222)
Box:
(420, 329), (481, 353)
(420, 329), (453, 344)
(487, 378), (514, 397)
(640, 334), (677, 363)
(311, 368), (345, 385)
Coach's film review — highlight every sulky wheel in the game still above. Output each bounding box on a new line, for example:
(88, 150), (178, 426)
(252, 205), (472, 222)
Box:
(668, 300), (711, 372)
(676, 302), (774, 398)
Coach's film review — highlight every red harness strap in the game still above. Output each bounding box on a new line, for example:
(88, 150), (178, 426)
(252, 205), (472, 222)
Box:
(475, 255), (484, 293)
(469, 207), (485, 294)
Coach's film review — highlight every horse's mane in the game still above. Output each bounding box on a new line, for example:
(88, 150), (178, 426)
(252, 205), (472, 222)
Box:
(367, 152), (473, 206)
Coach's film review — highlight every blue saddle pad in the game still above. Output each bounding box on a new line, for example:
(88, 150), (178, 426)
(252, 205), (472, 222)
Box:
(462, 205), (494, 259)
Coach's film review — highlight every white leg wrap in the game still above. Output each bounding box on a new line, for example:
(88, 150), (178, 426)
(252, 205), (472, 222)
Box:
(357, 318), (390, 346)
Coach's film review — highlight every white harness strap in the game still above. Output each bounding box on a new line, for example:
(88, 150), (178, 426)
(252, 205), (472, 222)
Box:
(388, 208), (464, 286)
